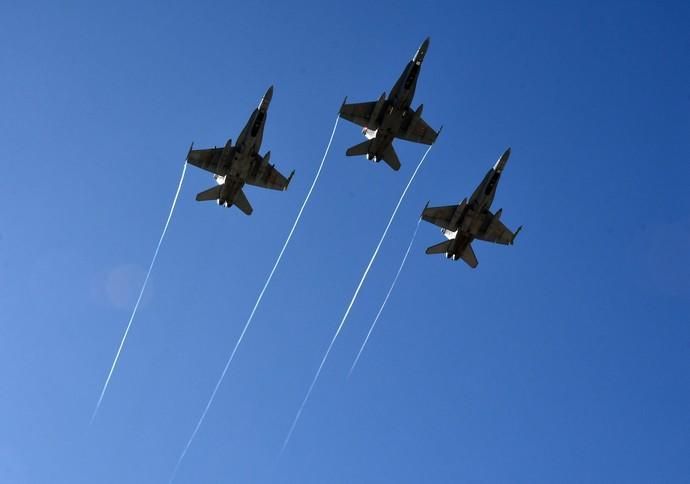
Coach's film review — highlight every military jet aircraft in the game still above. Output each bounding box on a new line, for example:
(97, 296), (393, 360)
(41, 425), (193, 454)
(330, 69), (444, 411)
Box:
(186, 86), (294, 215)
(339, 37), (439, 171)
(421, 148), (522, 268)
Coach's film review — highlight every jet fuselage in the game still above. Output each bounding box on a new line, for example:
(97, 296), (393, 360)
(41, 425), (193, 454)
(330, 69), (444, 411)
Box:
(213, 86), (273, 203)
(364, 38), (429, 160)
(440, 148), (512, 260)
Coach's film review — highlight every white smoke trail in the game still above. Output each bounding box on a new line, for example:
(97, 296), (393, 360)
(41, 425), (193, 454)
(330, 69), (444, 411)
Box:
(349, 216), (421, 376)
(92, 161), (188, 423)
(169, 116), (340, 483)
(281, 144), (433, 453)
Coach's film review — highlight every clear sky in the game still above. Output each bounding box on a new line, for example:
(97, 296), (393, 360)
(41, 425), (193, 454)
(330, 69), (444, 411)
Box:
(1, 1), (689, 483)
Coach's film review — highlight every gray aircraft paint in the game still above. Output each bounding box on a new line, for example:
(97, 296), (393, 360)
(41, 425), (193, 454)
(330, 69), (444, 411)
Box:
(186, 86), (294, 215)
(421, 148), (522, 268)
(339, 38), (439, 171)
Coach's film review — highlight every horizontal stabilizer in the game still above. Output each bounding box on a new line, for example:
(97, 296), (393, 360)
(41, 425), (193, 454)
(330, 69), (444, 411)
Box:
(425, 240), (451, 255)
(233, 188), (253, 215)
(460, 244), (478, 268)
(381, 144), (401, 171)
(196, 185), (222, 202)
(346, 139), (372, 157)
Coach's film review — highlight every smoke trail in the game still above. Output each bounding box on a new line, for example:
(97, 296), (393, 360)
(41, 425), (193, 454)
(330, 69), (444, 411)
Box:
(169, 116), (340, 483)
(348, 217), (421, 376)
(92, 161), (188, 423)
(281, 144), (433, 453)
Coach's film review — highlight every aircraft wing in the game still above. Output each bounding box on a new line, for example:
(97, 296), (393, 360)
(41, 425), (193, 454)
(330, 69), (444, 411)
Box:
(475, 213), (517, 245)
(399, 112), (438, 145)
(245, 155), (293, 191)
(339, 101), (376, 128)
(187, 148), (222, 173)
(422, 204), (456, 229)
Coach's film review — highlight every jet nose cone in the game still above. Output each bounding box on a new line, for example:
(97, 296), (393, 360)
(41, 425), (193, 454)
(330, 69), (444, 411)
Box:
(421, 37), (430, 51)
(494, 147), (511, 172)
(414, 37), (430, 63)
(264, 85), (274, 101)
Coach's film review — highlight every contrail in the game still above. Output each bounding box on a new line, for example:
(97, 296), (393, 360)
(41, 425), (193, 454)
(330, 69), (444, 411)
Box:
(281, 144), (434, 453)
(349, 216), (422, 376)
(92, 161), (188, 423)
(169, 116), (340, 483)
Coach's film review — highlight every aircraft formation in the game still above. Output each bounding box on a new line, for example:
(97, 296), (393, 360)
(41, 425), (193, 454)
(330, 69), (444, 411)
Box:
(92, 36), (528, 480)
(186, 37), (522, 267)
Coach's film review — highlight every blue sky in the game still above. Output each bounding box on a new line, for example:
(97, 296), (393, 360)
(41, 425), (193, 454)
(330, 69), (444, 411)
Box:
(1, 0), (689, 482)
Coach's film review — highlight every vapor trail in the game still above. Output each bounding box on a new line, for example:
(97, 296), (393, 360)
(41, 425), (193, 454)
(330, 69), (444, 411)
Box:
(169, 116), (340, 483)
(92, 161), (188, 423)
(281, 144), (433, 453)
(349, 216), (421, 376)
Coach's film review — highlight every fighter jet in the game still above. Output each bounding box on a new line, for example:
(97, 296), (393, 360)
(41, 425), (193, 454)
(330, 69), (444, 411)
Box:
(186, 86), (294, 215)
(339, 37), (439, 171)
(421, 148), (522, 268)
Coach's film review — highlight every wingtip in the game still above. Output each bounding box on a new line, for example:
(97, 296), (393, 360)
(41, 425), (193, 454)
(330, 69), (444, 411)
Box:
(286, 170), (295, 189)
(430, 125), (442, 145)
(339, 96), (348, 114)
(187, 142), (194, 160)
(512, 225), (523, 244)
